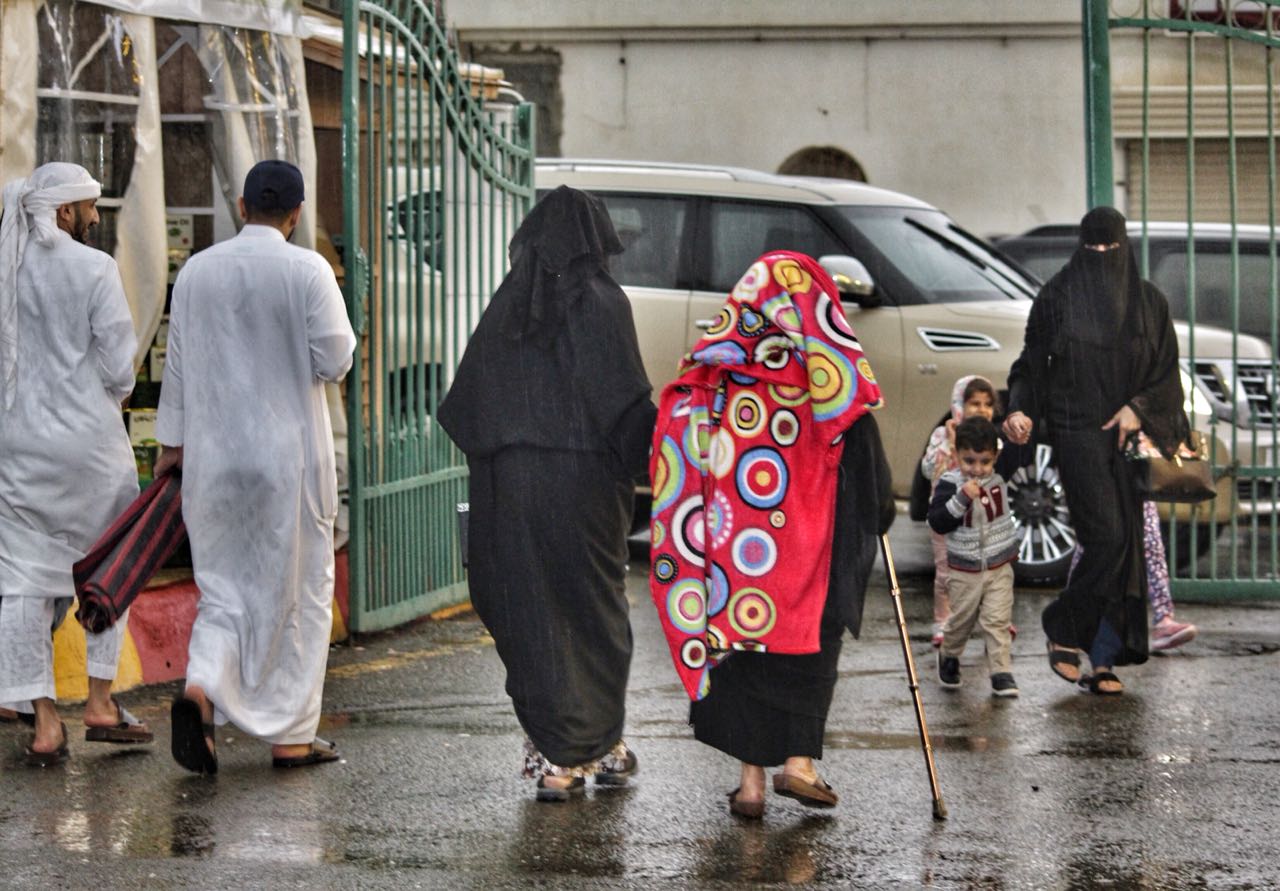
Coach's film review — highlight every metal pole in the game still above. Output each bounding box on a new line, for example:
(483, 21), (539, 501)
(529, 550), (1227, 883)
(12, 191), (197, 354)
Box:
(1082, 0), (1115, 209)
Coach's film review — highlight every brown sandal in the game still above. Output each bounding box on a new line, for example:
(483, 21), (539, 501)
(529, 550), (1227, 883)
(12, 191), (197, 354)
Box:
(85, 697), (153, 744)
(772, 772), (838, 808)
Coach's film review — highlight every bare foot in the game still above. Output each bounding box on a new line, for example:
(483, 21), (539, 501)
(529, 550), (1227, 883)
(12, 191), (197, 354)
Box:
(29, 699), (64, 753)
(183, 685), (216, 757)
(533, 774), (578, 791)
(781, 755), (820, 784)
(737, 762), (766, 804)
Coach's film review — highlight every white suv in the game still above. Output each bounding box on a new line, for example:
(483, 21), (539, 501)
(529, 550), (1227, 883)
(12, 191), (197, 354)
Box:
(535, 159), (1269, 582)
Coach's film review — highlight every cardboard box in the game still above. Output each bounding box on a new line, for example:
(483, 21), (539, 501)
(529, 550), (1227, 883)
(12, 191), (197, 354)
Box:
(167, 249), (189, 285)
(149, 346), (166, 382)
(166, 214), (193, 250)
(128, 409), (157, 446)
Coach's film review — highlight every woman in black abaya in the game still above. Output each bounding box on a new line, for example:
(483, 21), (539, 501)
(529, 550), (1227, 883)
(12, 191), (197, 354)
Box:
(1003, 207), (1189, 694)
(438, 186), (656, 800)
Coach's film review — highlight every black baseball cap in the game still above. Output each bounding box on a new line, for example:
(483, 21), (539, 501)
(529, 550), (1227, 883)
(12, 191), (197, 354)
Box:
(243, 159), (304, 212)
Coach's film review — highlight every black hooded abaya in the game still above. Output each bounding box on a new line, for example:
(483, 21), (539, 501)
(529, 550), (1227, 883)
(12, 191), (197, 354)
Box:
(1007, 207), (1190, 666)
(437, 186), (656, 767)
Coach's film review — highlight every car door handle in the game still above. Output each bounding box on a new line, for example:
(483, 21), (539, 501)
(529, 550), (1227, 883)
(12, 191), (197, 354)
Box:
(695, 318), (717, 330)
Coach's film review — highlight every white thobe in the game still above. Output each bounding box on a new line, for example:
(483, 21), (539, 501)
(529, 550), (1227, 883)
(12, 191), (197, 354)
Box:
(0, 231), (139, 705)
(156, 224), (355, 745)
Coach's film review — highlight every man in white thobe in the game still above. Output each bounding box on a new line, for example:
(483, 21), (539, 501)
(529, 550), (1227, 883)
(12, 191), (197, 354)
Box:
(0, 162), (153, 765)
(155, 159), (355, 773)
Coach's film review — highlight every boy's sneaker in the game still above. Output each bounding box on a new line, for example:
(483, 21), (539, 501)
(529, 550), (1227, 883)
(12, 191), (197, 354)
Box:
(1151, 616), (1198, 651)
(937, 652), (961, 688)
(990, 673), (1019, 698)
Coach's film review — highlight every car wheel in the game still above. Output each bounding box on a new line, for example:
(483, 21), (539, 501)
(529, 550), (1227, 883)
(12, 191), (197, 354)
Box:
(1006, 442), (1076, 585)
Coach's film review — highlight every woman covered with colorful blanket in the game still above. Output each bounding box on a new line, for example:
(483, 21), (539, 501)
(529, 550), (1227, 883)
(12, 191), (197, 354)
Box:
(439, 187), (656, 801)
(649, 252), (893, 819)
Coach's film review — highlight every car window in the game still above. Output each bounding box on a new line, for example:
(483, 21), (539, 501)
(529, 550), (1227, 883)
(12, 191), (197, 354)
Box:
(593, 194), (689, 289)
(707, 200), (844, 293)
(392, 190), (444, 269)
(999, 242), (1073, 282)
(1150, 245), (1277, 340)
(836, 206), (1036, 303)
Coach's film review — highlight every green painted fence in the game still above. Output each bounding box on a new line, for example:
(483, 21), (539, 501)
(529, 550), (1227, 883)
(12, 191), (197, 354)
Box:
(1084, 0), (1280, 598)
(341, 0), (536, 630)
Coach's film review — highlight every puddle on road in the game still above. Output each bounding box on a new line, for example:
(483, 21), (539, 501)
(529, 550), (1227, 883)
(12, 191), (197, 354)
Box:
(824, 730), (1010, 753)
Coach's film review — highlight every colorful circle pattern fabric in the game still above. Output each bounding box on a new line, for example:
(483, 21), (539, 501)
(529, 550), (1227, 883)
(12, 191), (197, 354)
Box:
(771, 258), (813, 294)
(705, 304), (737, 338)
(737, 307), (769, 337)
(735, 447), (788, 509)
(691, 341), (747, 366)
(652, 435), (685, 515)
(731, 527), (778, 577)
(667, 578), (707, 634)
(768, 383), (809, 407)
(761, 293), (801, 335)
(707, 562), (730, 616)
(653, 553), (678, 584)
(728, 587), (777, 638)
(709, 428), (736, 479)
(728, 391), (767, 438)
(680, 637), (707, 670)
(731, 260), (770, 302)
(672, 496), (706, 567)
(804, 336), (858, 422)
(770, 409), (799, 447)
(816, 291), (863, 350)
(707, 490), (735, 550)
(753, 333), (793, 370)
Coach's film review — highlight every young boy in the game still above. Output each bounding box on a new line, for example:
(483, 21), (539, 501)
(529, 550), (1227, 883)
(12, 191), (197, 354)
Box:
(927, 417), (1019, 697)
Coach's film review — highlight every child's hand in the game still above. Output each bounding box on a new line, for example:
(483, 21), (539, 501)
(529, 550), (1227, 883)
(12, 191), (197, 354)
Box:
(961, 479), (982, 499)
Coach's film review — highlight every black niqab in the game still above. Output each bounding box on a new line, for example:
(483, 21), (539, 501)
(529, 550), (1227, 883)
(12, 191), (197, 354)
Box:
(1060, 206), (1142, 346)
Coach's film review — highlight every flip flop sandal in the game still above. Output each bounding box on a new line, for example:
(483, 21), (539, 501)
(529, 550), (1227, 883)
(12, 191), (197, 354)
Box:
(25, 721), (70, 767)
(170, 696), (218, 775)
(535, 775), (585, 802)
(772, 772), (839, 808)
(85, 698), (154, 744)
(594, 746), (639, 787)
(1046, 641), (1083, 684)
(272, 737), (341, 769)
(1079, 671), (1124, 696)
(727, 787), (765, 820)
(1, 710), (36, 727)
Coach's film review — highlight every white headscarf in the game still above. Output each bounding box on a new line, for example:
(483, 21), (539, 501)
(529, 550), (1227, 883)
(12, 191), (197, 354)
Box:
(0, 162), (102, 409)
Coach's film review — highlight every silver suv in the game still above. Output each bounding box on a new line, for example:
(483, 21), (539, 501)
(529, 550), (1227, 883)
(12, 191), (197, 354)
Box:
(536, 160), (1269, 582)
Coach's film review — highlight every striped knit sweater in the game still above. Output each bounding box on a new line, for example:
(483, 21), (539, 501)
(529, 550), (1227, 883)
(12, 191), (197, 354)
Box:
(926, 470), (1018, 572)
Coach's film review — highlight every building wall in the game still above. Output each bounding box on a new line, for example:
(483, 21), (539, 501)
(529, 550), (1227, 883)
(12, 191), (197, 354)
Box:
(454, 1), (1089, 237)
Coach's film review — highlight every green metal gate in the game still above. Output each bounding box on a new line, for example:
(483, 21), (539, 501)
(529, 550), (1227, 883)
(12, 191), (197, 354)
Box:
(341, 0), (536, 631)
(1084, 0), (1280, 597)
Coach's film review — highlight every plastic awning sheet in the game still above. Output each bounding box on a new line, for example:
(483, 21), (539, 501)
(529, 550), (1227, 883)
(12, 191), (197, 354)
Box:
(77, 0), (309, 38)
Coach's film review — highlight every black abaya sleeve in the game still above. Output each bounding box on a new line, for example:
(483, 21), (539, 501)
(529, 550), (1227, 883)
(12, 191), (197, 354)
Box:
(1127, 283), (1191, 456)
(829, 413), (894, 639)
(1006, 282), (1060, 424)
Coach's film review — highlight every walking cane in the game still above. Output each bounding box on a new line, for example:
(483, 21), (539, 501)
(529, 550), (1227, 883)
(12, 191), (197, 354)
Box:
(880, 534), (948, 821)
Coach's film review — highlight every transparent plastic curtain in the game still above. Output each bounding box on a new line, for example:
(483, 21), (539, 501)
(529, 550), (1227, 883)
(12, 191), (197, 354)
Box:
(7, 0), (166, 367)
(196, 24), (316, 248)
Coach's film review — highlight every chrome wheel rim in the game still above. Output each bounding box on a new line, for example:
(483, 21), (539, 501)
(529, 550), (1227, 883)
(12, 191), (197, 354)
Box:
(1007, 443), (1076, 570)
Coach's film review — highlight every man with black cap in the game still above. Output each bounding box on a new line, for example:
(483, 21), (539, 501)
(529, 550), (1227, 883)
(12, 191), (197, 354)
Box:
(155, 159), (356, 773)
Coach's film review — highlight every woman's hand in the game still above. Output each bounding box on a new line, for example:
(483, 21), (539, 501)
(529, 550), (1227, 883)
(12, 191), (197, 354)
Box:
(1003, 411), (1033, 445)
(1101, 404), (1141, 450)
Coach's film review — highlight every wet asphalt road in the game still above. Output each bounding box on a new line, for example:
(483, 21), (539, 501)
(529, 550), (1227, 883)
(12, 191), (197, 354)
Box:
(2, 517), (1279, 890)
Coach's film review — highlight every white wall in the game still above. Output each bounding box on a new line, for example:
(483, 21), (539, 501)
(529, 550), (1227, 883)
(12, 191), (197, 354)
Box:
(453, 2), (1090, 236)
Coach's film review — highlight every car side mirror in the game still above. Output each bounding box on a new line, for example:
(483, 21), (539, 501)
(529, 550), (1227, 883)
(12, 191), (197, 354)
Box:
(819, 254), (880, 307)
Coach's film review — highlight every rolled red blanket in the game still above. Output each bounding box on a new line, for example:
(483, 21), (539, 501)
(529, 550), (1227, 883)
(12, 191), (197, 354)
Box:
(73, 468), (187, 634)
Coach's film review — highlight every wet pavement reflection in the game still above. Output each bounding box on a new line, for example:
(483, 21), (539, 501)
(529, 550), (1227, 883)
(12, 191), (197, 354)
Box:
(1, 525), (1278, 888)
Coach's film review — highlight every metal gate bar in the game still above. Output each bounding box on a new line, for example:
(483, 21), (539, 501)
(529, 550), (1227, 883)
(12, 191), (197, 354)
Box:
(1084, 0), (1280, 599)
(342, 0), (535, 631)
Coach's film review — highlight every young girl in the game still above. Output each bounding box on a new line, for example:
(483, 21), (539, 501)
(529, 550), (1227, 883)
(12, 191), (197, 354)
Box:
(921, 375), (1001, 647)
